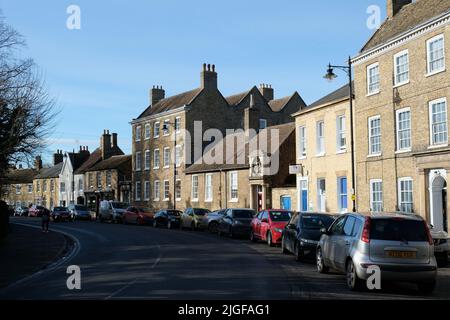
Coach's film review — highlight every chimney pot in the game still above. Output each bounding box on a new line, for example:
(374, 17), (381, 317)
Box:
(200, 63), (218, 90)
(387, 0), (412, 19)
(259, 83), (274, 101)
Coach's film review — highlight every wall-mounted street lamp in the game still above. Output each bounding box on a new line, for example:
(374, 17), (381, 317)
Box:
(323, 57), (356, 213)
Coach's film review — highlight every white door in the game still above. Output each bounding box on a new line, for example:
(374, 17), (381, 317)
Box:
(429, 170), (448, 232)
(317, 178), (326, 213)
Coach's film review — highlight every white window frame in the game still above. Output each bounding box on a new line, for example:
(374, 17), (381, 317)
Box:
(229, 171), (238, 202)
(368, 115), (382, 156)
(154, 121), (160, 138)
(298, 126), (306, 158)
(205, 173), (213, 202)
(135, 125), (141, 142)
(426, 34), (445, 76)
(191, 175), (199, 202)
(367, 62), (380, 95)
(398, 177), (413, 213)
(135, 181), (141, 201)
(153, 180), (160, 201)
(429, 97), (448, 147)
(393, 49), (410, 87)
(28, 184), (33, 194)
(153, 149), (160, 169)
(396, 107), (412, 152)
(15, 185), (21, 195)
(316, 120), (325, 156)
(175, 117), (181, 133)
(163, 119), (170, 136)
(135, 151), (142, 171)
(175, 179), (181, 201)
(144, 181), (150, 201)
(259, 119), (267, 130)
(369, 179), (383, 213)
(175, 145), (182, 167)
(163, 180), (170, 201)
(336, 115), (346, 152)
(144, 123), (151, 140)
(163, 147), (170, 168)
(144, 150), (150, 170)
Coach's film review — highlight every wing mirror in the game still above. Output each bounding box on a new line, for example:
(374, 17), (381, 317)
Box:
(320, 227), (329, 235)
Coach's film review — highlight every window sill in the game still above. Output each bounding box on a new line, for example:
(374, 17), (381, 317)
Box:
(154, 136), (160, 139)
(315, 153), (326, 158)
(176, 198), (181, 202)
(163, 199), (170, 202)
(144, 137), (151, 141)
(395, 149), (411, 154)
(135, 140), (141, 143)
(393, 80), (410, 88)
(367, 153), (382, 158)
(229, 199), (239, 203)
(205, 199), (213, 203)
(336, 149), (347, 155)
(163, 166), (170, 169)
(366, 90), (380, 97)
(428, 144), (448, 150)
(135, 169), (141, 172)
(135, 199), (141, 202)
(153, 167), (160, 170)
(298, 156), (307, 160)
(426, 68), (446, 78)
(191, 199), (199, 202)
(153, 199), (160, 202)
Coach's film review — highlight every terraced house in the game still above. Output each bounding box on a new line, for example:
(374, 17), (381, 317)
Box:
(131, 64), (305, 211)
(353, 0), (450, 232)
(33, 150), (64, 208)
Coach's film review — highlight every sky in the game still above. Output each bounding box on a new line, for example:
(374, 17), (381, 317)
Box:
(0, 0), (386, 165)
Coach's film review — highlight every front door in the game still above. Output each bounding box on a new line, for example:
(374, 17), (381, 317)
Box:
(298, 178), (308, 212)
(281, 196), (291, 210)
(257, 185), (263, 212)
(430, 171), (448, 232)
(317, 178), (326, 213)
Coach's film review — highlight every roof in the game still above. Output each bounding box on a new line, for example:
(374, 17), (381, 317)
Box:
(86, 155), (131, 172)
(225, 90), (251, 106)
(361, 0), (450, 52)
(137, 88), (202, 119)
(268, 96), (293, 112)
(74, 148), (102, 174)
(4, 168), (37, 184)
(307, 83), (353, 109)
(34, 162), (63, 179)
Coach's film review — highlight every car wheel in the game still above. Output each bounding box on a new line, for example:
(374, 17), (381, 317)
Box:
(417, 281), (436, 295)
(346, 259), (364, 291)
(281, 237), (289, 254)
(295, 243), (303, 262)
(167, 220), (172, 230)
(153, 220), (157, 228)
(316, 248), (329, 274)
(208, 222), (217, 233)
(191, 222), (195, 231)
(250, 231), (257, 242)
(267, 231), (274, 247)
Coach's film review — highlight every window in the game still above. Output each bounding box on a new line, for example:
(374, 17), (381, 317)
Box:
(153, 149), (160, 169)
(135, 151), (142, 171)
(96, 172), (101, 188)
(429, 98), (448, 146)
(135, 181), (141, 201)
(78, 179), (83, 191)
(175, 145), (182, 167)
(135, 125), (141, 142)
(36, 181), (40, 192)
(28, 184), (33, 194)
(163, 119), (170, 136)
(205, 173), (213, 202)
(88, 173), (93, 188)
(154, 180), (160, 201)
(316, 121), (325, 155)
(368, 115), (381, 155)
(154, 122), (160, 138)
(229, 171), (238, 201)
(163, 180), (170, 201)
(106, 171), (112, 186)
(145, 150), (150, 170)
(343, 216), (356, 236)
(370, 179), (383, 212)
(191, 175), (199, 201)
(259, 119), (267, 130)
(336, 115), (346, 151)
(144, 181), (150, 200)
(175, 117), (181, 132)
(337, 177), (348, 213)
(175, 179), (181, 201)
(60, 182), (66, 192)
(367, 63), (380, 94)
(427, 34), (445, 75)
(298, 126), (306, 158)
(398, 178), (413, 213)
(50, 179), (54, 192)
(163, 147), (170, 168)
(396, 108), (411, 151)
(144, 123), (151, 140)
(394, 50), (409, 86)
(43, 180), (47, 192)
(15, 185), (21, 194)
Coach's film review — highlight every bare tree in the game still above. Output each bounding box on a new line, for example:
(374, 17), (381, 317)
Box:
(0, 16), (57, 179)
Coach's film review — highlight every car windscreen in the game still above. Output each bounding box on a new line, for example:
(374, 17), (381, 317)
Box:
(75, 205), (88, 211)
(167, 210), (182, 216)
(301, 215), (334, 230)
(233, 210), (255, 219)
(370, 218), (428, 242)
(111, 202), (128, 209)
(193, 209), (210, 216)
(270, 211), (292, 222)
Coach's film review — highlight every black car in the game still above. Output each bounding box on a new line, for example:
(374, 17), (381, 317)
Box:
(206, 209), (227, 233)
(217, 208), (256, 238)
(153, 209), (183, 229)
(282, 212), (335, 261)
(51, 207), (74, 222)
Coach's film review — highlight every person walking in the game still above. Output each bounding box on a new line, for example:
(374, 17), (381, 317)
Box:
(41, 208), (50, 233)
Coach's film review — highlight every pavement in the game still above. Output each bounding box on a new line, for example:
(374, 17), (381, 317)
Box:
(1, 217), (449, 300)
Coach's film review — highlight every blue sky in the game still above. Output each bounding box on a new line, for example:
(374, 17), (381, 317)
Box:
(0, 0), (385, 164)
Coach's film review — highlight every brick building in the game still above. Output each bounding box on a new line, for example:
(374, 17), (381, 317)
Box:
(33, 151), (64, 208)
(1, 160), (39, 208)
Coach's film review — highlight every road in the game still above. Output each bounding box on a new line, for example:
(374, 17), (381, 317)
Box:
(1, 217), (450, 300)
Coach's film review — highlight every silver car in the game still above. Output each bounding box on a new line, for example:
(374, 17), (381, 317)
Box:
(316, 212), (438, 294)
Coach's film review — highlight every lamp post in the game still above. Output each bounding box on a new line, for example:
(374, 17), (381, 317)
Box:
(162, 122), (178, 210)
(323, 57), (356, 213)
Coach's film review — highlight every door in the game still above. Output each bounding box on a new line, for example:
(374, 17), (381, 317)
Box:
(334, 216), (356, 271)
(326, 216), (346, 270)
(257, 186), (263, 212)
(285, 213), (299, 252)
(430, 172), (447, 232)
(281, 196), (292, 210)
(260, 211), (270, 240)
(299, 178), (308, 212)
(317, 178), (326, 212)
(253, 211), (263, 238)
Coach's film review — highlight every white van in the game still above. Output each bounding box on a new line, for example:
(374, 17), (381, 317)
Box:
(99, 200), (128, 223)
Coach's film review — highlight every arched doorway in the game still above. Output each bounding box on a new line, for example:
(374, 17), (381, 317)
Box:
(430, 171), (447, 232)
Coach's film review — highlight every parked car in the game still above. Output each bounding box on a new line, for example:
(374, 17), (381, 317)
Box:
(14, 206), (29, 217)
(123, 206), (155, 225)
(51, 207), (74, 222)
(251, 209), (293, 246)
(430, 226), (449, 267)
(29, 205), (46, 217)
(98, 200), (129, 223)
(153, 209), (183, 229)
(68, 204), (92, 220)
(217, 208), (256, 238)
(282, 212), (335, 260)
(180, 208), (211, 230)
(206, 209), (227, 233)
(316, 212), (438, 294)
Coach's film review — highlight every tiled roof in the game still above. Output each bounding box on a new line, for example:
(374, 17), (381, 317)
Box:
(225, 90), (251, 106)
(4, 168), (38, 184)
(361, 0), (450, 52)
(137, 88), (202, 119)
(86, 155), (131, 172)
(268, 96), (292, 112)
(308, 83), (353, 109)
(35, 162), (63, 179)
(74, 148), (102, 174)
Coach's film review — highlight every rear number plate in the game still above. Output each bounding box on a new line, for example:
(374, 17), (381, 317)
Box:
(386, 251), (417, 258)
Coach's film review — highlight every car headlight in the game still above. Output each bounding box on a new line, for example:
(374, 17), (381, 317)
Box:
(300, 238), (318, 244)
(233, 220), (242, 225)
(273, 228), (283, 233)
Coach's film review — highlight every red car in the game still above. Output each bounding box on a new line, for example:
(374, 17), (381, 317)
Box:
(250, 209), (293, 246)
(123, 206), (155, 225)
(29, 205), (47, 217)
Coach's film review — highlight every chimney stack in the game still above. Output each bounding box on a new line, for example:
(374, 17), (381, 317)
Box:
(387, 0), (412, 19)
(259, 84), (274, 101)
(200, 63), (218, 90)
(150, 85), (165, 106)
(111, 133), (118, 148)
(53, 150), (63, 166)
(34, 156), (43, 170)
(100, 130), (112, 160)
